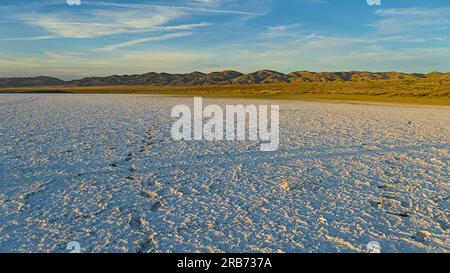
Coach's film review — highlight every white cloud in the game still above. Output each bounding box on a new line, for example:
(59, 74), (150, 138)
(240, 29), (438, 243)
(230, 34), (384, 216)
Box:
(83, 1), (262, 15)
(267, 23), (303, 32)
(97, 32), (194, 51)
(7, 1), (254, 42)
(0, 35), (60, 41)
(372, 7), (450, 35)
(17, 8), (184, 38)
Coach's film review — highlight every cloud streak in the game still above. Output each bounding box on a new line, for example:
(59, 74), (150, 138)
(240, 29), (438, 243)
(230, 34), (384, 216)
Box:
(84, 1), (263, 16)
(15, 7), (184, 38)
(97, 32), (194, 51)
(372, 7), (450, 35)
(0, 35), (60, 41)
(4, 0), (256, 42)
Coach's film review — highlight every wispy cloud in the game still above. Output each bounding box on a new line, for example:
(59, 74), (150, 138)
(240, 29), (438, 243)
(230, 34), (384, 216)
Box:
(84, 1), (263, 15)
(6, 1), (255, 43)
(15, 8), (184, 38)
(0, 35), (60, 41)
(372, 7), (450, 35)
(97, 32), (194, 51)
(267, 23), (303, 32)
(265, 23), (303, 37)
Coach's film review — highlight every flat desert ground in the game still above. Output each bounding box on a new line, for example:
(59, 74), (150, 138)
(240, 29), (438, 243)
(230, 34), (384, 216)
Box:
(0, 94), (448, 253)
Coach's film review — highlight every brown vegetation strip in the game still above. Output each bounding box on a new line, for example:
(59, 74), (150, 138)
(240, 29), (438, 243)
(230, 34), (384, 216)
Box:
(1, 80), (450, 106)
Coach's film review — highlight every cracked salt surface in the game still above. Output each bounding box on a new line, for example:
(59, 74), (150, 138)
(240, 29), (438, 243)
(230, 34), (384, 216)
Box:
(0, 94), (448, 253)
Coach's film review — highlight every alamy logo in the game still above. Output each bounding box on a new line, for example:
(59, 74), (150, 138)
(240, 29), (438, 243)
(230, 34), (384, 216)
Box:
(66, 0), (81, 6)
(366, 241), (381, 253)
(367, 0), (381, 6)
(66, 241), (81, 253)
(171, 97), (279, 151)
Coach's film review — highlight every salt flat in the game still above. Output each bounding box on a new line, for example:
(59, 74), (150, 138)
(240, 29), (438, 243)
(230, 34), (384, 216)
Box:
(0, 94), (448, 253)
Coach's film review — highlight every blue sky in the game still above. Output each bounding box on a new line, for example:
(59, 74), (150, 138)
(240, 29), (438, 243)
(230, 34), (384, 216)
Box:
(0, 0), (449, 79)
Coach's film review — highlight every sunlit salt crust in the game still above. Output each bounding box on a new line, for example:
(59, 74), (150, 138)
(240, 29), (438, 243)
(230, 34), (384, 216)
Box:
(0, 94), (448, 253)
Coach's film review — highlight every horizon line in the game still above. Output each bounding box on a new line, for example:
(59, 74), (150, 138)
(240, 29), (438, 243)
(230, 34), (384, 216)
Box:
(3, 69), (450, 81)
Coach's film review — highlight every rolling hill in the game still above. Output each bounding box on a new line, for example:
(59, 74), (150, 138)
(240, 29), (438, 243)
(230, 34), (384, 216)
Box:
(0, 76), (65, 88)
(1, 70), (449, 88)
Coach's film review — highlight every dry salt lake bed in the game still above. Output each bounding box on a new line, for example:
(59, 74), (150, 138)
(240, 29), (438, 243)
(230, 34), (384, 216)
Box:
(0, 94), (449, 253)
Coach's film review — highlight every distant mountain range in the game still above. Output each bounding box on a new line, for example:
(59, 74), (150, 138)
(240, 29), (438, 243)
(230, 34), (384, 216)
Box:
(1, 70), (449, 88)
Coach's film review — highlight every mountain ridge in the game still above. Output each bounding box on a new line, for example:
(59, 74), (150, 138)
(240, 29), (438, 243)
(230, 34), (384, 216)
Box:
(1, 70), (449, 88)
